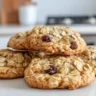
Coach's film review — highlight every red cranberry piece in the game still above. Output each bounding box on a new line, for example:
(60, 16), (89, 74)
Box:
(42, 35), (51, 42)
(70, 41), (78, 49)
(45, 65), (57, 75)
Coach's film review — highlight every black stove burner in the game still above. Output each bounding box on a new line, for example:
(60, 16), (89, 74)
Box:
(46, 16), (96, 25)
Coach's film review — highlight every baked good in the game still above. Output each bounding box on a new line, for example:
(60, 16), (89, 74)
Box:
(27, 26), (87, 55)
(79, 46), (96, 75)
(7, 32), (29, 50)
(0, 49), (32, 79)
(82, 46), (96, 60)
(24, 56), (95, 89)
(8, 26), (87, 55)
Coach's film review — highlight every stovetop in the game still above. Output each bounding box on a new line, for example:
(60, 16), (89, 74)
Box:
(46, 15), (96, 25)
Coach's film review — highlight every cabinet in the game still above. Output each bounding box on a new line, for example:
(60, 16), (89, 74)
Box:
(1, 0), (29, 24)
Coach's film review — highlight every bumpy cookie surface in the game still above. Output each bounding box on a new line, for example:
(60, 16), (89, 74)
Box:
(0, 49), (32, 79)
(7, 26), (87, 55)
(7, 32), (29, 50)
(80, 46), (96, 75)
(27, 26), (87, 55)
(24, 56), (95, 89)
(83, 46), (96, 60)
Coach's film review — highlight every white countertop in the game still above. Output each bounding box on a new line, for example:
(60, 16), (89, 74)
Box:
(0, 25), (35, 35)
(0, 72), (96, 96)
(0, 24), (96, 35)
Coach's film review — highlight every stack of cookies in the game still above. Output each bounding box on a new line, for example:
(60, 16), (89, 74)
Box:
(0, 26), (96, 90)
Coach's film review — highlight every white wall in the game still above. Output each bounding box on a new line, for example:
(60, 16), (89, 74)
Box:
(33, 0), (96, 23)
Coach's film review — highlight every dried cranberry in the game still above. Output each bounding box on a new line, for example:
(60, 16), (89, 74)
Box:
(45, 65), (57, 75)
(70, 41), (78, 49)
(42, 35), (51, 42)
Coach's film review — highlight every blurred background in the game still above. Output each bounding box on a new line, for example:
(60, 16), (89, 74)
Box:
(0, 0), (96, 48)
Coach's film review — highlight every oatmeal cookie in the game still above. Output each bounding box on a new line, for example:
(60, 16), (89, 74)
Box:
(82, 46), (96, 60)
(27, 26), (87, 55)
(0, 49), (32, 79)
(24, 56), (95, 89)
(7, 26), (87, 55)
(79, 46), (96, 75)
(7, 32), (29, 50)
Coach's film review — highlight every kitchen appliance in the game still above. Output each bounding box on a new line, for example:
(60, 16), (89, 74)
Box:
(82, 34), (96, 45)
(46, 16), (96, 25)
